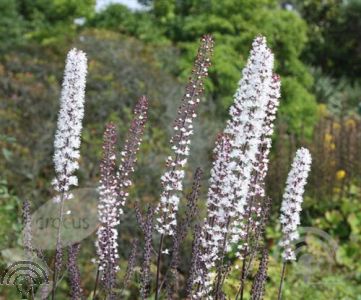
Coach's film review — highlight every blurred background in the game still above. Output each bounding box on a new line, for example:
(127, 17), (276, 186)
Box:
(1, 0), (361, 298)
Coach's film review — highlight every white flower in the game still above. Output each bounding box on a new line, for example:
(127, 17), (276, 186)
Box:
(193, 36), (280, 298)
(53, 48), (87, 197)
(223, 36), (275, 247)
(280, 147), (312, 261)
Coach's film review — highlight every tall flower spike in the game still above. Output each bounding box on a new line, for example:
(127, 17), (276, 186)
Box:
(223, 36), (275, 249)
(280, 147), (312, 261)
(52, 48), (87, 202)
(96, 123), (119, 294)
(156, 34), (214, 235)
(117, 96), (148, 214)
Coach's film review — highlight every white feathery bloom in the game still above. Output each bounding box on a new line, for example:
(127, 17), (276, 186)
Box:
(52, 48), (87, 201)
(280, 147), (312, 261)
(223, 36), (275, 248)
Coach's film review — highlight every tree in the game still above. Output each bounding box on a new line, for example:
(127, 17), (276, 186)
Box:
(0, 0), (25, 52)
(146, 0), (317, 134)
(13, 0), (96, 46)
(293, 0), (361, 80)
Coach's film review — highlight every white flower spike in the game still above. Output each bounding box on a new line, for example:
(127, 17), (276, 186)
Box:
(280, 147), (312, 261)
(53, 48), (87, 202)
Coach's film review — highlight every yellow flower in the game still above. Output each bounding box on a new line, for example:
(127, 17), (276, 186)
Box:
(345, 118), (356, 129)
(333, 187), (341, 194)
(333, 122), (341, 130)
(336, 170), (346, 181)
(324, 133), (333, 143)
(318, 104), (328, 117)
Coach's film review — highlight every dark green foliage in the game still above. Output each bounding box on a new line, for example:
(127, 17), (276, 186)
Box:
(294, 0), (361, 79)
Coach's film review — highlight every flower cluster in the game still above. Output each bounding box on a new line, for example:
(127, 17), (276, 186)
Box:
(156, 35), (214, 235)
(237, 74), (281, 254)
(190, 36), (278, 299)
(96, 97), (148, 293)
(280, 147), (312, 260)
(96, 123), (119, 292)
(251, 74), (281, 199)
(117, 96), (148, 214)
(52, 49), (87, 202)
(223, 36), (275, 249)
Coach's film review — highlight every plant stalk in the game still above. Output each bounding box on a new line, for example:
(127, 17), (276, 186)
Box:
(277, 262), (287, 300)
(155, 234), (164, 300)
(51, 193), (65, 300)
(93, 266), (100, 300)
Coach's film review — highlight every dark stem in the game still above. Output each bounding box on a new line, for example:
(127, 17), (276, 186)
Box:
(93, 266), (100, 300)
(155, 234), (164, 300)
(277, 262), (287, 300)
(235, 257), (247, 300)
(51, 193), (65, 300)
(239, 257), (247, 300)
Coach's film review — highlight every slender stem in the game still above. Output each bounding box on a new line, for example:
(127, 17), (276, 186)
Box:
(277, 262), (287, 300)
(51, 194), (65, 300)
(93, 266), (100, 300)
(244, 236), (260, 280)
(235, 257), (247, 300)
(239, 257), (247, 300)
(155, 234), (164, 300)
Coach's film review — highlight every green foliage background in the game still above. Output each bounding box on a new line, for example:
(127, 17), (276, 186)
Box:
(1, 0), (361, 299)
